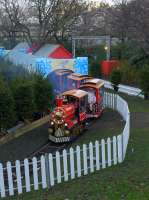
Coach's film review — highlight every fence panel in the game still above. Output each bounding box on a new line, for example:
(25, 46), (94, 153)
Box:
(7, 161), (14, 196)
(24, 159), (31, 192)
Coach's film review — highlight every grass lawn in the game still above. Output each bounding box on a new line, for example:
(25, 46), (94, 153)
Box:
(120, 93), (149, 113)
(3, 94), (149, 200)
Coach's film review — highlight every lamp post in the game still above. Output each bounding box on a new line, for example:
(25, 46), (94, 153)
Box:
(104, 36), (111, 61)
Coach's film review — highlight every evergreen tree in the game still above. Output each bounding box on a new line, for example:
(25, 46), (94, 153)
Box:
(33, 75), (53, 115)
(139, 66), (149, 99)
(0, 76), (16, 132)
(110, 69), (122, 92)
(12, 79), (35, 121)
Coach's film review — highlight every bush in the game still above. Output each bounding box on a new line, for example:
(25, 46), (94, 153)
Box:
(0, 59), (29, 83)
(0, 76), (16, 132)
(33, 75), (53, 116)
(89, 59), (101, 77)
(139, 66), (149, 99)
(110, 69), (122, 91)
(119, 60), (139, 85)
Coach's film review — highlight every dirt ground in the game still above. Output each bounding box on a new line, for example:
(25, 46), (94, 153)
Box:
(0, 109), (124, 163)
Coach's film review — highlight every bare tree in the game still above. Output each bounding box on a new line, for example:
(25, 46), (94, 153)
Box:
(106, 0), (131, 42)
(128, 0), (149, 55)
(0, 0), (32, 48)
(27, 0), (86, 45)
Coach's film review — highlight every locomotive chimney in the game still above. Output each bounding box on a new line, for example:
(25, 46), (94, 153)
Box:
(56, 96), (63, 107)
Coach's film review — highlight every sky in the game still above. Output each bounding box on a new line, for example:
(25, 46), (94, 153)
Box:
(89, 0), (114, 5)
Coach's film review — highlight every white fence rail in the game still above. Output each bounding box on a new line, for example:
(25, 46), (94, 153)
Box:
(0, 92), (130, 198)
(102, 79), (144, 98)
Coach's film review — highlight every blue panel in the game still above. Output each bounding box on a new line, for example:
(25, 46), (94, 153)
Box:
(18, 48), (27, 53)
(74, 57), (88, 75)
(36, 58), (52, 77)
(35, 57), (88, 77)
(0, 47), (5, 58)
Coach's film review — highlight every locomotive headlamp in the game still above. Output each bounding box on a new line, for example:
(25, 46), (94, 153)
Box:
(55, 111), (62, 118)
(104, 46), (108, 51)
(51, 121), (54, 125)
(65, 130), (70, 135)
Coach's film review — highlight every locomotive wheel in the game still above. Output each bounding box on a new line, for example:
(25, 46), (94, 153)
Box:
(72, 123), (85, 136)
(72, 125), (80, 135)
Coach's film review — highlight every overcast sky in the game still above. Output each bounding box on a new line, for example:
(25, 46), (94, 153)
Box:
(90, 0), (114, 5)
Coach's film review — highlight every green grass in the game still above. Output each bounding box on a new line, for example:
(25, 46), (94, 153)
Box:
(120, 93), (149, 113)
(3, 94), (149, 200)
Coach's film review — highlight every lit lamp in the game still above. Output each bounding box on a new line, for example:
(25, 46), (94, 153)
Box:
(104, 45), (110, 61)
(104, 46), (108, 51)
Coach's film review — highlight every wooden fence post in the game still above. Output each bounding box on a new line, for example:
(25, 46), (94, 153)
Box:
(113, 136), (117, 165)
(15, 160), (22, 194)
(49, 154), (54, 186)
(0, 163), (5, 198)
(89, 142), (94, 173)
(101, 139), (106, 169)
(107, 138), (112, 167)
(76, 146), (81, 177)
(83, 144), (88, 175)
(95, 141), (100, 171)
(32, 157), (39, 190)
(45, 153), (50, 189)
(56, 151), (61, 183)
(70, 148), (75, 179)
(41, 155), (47, 189)
(63, 149), (68, 181)
(117, 135), (123, 163)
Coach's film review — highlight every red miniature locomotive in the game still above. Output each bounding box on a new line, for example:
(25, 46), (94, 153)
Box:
(48, 78), (104, 143)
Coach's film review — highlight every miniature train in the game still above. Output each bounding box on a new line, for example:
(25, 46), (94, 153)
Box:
(48, 72), (104, 143)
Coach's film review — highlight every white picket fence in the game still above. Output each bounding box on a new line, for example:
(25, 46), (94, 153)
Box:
(0, 92), (130, 198)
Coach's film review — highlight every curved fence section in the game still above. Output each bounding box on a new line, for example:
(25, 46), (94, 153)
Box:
(0, 92), (130, 198)
(104, 92), (130, 159)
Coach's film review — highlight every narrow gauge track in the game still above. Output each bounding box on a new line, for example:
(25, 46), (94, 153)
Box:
(28, 117), (104, 159)
(28, 141), (73, 159)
